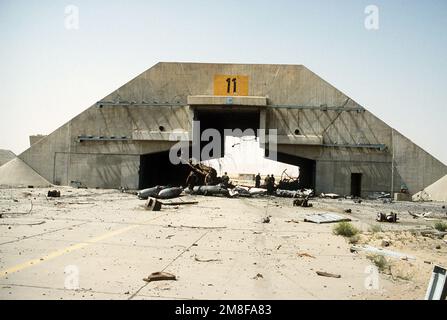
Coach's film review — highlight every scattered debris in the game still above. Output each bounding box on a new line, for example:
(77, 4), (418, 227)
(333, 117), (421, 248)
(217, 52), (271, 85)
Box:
(253, 273), (263, 280)
(143, 271), (176, 283)
(316, 271), (341, 278)
(350, 245), (415, 260)
(304, 213), (351, 224)
(262, 216), (271, 224)
(344, 209), (352, 213)
(353, 199), (362, 204)
(285, 219), (300, 224)
(376, 212), (398, 223)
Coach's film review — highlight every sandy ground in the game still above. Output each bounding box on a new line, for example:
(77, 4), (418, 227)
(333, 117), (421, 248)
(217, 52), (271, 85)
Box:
(0, 187), (446, 300)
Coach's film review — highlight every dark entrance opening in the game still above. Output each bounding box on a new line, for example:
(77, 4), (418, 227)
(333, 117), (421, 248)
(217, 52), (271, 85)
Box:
(351, 173), (362, 197)
(139, 150), (191, 189)
(275, 151), (316, 189)
(194, 107), (260, 160)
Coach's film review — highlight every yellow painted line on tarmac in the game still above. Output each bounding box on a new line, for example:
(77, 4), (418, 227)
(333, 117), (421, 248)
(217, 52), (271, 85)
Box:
(0, 216), (165, 278)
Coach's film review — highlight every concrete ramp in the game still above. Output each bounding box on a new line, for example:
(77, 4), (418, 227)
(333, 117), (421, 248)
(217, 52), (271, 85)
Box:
(0, 158), (51, 187)
(413, 174), (447, 202)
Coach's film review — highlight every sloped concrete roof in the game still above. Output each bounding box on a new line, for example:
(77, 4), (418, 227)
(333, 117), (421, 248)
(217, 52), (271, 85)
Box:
(0, 149), (16, 166)
(0, 158), (51, 187)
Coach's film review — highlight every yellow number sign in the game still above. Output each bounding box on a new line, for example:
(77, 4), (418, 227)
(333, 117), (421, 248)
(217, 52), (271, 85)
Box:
(214, 75), (249, 96)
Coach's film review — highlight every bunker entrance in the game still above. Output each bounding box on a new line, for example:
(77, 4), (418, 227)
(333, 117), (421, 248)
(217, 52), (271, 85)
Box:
(139, 150), (191, 189)
(194, 108), (260, 160)
(275, 151), (316, 190)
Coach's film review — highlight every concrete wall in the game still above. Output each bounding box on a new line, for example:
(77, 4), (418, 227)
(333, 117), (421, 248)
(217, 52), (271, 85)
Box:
(18, 62), (447, 193)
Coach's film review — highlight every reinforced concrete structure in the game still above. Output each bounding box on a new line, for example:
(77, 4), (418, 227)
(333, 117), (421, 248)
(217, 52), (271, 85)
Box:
(18, 62), (447, 196)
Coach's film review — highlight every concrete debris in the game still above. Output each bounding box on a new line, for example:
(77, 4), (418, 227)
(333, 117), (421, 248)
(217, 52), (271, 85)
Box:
(344, 209), (352, 213)
(376, 212), (398, 223)
(353, 199), (362, 204)
(304, 213), (351, 224)
(0, 158), (51, 187)
(285, 219), (300, 224)
(143, 271), (176, 283)
(413, 174), (447, 202)
(316, 271), (341, 278)
(47, 190), (61, 198)
(350, 245), (416, 260)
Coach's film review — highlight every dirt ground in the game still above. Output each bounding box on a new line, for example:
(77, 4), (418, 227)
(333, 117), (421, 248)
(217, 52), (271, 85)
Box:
(0, 187), (446, 300)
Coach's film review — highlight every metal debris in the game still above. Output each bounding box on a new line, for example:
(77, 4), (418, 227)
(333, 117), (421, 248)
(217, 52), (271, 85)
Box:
(304, 213), (351, 224)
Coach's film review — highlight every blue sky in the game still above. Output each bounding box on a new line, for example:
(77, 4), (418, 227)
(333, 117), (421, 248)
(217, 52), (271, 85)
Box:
(0, 0), (446, 163)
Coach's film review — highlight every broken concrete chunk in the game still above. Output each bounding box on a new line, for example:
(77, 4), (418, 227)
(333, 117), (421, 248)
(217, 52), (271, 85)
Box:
(143, 271), (176, 283)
